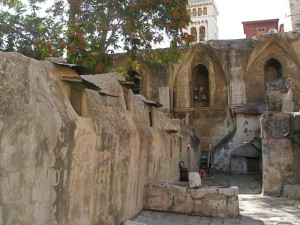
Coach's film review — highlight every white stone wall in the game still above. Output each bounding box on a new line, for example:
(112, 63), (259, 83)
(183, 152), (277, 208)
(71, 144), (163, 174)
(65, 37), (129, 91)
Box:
(213, 114), (261, 172)
(183, 0), (219, 42)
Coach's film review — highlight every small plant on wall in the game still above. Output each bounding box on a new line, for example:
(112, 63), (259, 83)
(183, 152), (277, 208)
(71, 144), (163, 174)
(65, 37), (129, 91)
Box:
(284, 130), (300, 148)
(244, 136), (262, 155)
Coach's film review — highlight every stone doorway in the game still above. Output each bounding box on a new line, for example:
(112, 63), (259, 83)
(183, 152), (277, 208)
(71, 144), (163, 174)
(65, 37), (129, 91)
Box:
(247, 157), (260, 174)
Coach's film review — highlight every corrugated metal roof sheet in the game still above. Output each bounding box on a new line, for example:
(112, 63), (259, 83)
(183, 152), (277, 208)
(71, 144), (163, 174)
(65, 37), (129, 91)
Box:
(53, 62), (94, 75)
(142, 99), (163, 108)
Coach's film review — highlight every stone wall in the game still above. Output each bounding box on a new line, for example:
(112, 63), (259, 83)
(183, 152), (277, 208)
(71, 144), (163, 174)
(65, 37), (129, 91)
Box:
(0, 52), (200, 225)
(289, 0), (300, 30)
(261, 112), (300, 197)
(116, 32), (300, 173)
(213, 114), (261, 173)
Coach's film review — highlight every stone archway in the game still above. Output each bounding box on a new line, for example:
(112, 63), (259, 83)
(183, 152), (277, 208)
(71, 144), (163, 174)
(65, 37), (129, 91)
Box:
(245, 40), (300, 110)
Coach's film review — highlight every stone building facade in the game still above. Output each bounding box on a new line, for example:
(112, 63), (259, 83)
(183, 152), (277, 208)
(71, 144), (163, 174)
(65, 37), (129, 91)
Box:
(1, 29), (300, 225)
(114, 31), (300, 174)
(0, 52), (200, 225)
(182, 0), (219, 42)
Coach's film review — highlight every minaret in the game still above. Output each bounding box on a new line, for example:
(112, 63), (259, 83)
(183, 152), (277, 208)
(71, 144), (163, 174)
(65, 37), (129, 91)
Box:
(183, 0), (219, 42)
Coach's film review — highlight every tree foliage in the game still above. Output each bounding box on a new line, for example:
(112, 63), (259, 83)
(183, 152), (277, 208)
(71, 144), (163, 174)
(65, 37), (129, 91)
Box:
(0, 0), (65, 59)
(0, 0), (191, 72)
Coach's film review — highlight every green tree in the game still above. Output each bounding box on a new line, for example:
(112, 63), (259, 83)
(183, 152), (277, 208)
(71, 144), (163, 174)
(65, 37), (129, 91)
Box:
(0, 0), (65, 59)
(0, 0), (191, 72)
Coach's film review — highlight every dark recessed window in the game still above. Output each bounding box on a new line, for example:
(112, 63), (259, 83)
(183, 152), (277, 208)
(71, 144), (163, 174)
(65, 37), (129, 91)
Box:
(70, 86), (82, 116)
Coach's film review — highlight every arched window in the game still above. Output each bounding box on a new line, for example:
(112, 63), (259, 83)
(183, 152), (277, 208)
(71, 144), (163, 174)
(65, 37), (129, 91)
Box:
(203, 7), (207, 15)
(127, 70), (140, 94)
(264, 58), (282, 83)
(192, 64), (209, 107)
(192, 8), (197, 17)
(199, 26), (205, 41)
(188, 9), (191, 16)
(191, 27), (197, 42)
(198, 8), (202, 16)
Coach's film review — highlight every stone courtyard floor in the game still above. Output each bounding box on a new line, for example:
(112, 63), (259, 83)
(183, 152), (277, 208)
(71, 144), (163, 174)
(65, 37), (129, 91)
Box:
(133, 174), (300, 225)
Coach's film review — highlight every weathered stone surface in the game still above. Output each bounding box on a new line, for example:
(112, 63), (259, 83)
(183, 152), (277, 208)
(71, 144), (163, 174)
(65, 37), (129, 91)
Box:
(144, 182), (239, 217)
(261, 112), (300, 197)
(213, 114), (261, 173)
(283, 184), (300, 199)
(114, 33), (300, 175)
(0, 52), (200, 225)
(189, 172), (201, 188)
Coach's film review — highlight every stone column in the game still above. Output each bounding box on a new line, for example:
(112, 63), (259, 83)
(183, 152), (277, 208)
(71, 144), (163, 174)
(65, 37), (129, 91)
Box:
(261, 112), (295, 197)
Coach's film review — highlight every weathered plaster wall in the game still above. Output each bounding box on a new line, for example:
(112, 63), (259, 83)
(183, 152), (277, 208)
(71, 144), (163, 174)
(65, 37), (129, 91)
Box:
(0, 52), (200, 225)
(213, 114), (261, 172)
(261, 112), (300, 197)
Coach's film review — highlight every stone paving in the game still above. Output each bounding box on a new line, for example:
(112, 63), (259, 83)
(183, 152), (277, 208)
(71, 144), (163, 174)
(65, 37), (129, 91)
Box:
(133, 174), (300, 225)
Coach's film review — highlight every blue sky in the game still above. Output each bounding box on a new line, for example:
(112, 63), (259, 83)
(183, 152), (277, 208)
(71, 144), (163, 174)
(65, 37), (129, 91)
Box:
(215, 0), (289, 39)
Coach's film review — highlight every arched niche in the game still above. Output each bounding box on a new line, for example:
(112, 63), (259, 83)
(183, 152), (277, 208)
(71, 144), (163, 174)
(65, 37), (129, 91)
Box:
(191, 64), (209, 107)
(264, 58), (282, 85)
(245, 40), (300, 109)
(264, 58), (284, 111)
(173, 47), (228, 109)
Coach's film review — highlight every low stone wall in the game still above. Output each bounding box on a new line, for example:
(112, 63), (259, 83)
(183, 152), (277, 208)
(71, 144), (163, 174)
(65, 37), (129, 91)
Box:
(144, 182), (239, 217)
(283, 184), (300, 199)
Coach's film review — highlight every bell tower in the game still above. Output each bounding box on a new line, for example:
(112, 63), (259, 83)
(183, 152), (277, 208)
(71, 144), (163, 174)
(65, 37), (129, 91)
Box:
(183, 0), (219, 42)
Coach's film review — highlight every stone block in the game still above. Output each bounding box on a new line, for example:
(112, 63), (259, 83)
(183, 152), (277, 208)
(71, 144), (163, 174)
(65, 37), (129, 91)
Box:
(144, 182), (239, 217)
(218, 186), (239, 196)
(124, 221), (147, 225)
(283, 184), (300, 199)
(189, 172), (201, 188)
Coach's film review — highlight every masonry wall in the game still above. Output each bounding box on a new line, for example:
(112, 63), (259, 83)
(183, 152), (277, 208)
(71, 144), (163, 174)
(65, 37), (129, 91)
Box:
(114, 32), (300, 174)
(261, 112), (300, 197)
(289, 0), (300, 30)
(0, 52), (200, 225)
